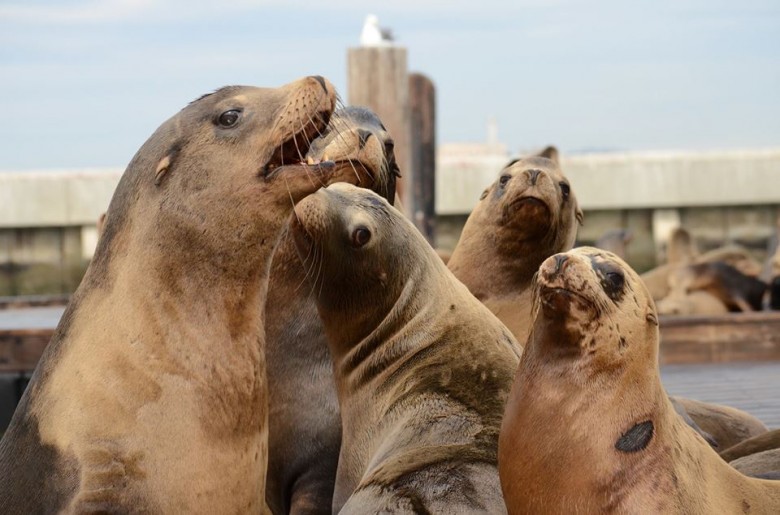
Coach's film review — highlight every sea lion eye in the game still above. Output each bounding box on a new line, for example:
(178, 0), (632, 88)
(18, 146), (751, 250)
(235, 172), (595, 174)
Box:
(351, 226), (372, 248)
(606, 271), (624, 289)
(217, 109), (242, 127)
(559, 182), (570, 201)
(499, 174), (511, 186)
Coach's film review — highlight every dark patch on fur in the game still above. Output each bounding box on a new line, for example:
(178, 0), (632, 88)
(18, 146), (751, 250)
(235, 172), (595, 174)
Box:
(742, 499), (751, 512)
(0, 412), (79, 512)
(769, 277), (780, 310)
(615, 420), (654, 453)
(590, 257), (626, 303)
(686, 262), (766, 311)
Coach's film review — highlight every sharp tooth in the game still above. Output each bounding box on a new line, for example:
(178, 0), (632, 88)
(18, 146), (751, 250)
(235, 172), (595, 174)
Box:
(323, 153), (330, 162)
(307, 156), (315, 165)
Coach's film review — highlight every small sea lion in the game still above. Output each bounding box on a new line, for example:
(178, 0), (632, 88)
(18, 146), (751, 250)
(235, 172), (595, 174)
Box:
(594, 228), (633, 260)
(721, 429), (780, 463)
(447, 147), (583, 344)
(499, 247), (780, 513)
(264, 106), (400, 515)
(656, 290), (729, 316)
(291, 183), (520, 514)
(0, 76), (338, 513)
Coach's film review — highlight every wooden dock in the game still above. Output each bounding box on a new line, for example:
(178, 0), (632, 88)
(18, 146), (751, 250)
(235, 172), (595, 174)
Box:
(0, 302), (778, 432)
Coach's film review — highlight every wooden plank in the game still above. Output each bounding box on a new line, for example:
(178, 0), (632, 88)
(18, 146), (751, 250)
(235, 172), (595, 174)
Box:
(408, 73), (436, 243)
(0, 329), (52, 373)
(659, 312), (780, 365)
(347, 46), (411, 216)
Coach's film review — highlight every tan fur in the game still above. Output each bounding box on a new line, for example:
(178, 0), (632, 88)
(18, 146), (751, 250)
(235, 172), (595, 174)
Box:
(594, 229), (633, 260)
(499, 247), (780, 514)
(0, 76), (338, 513)
(721, 429), (780, 462)
(264, 106), (399, 515)
(656, 290), (728, 315)
(291, 183), (520, 514)
(447, 149), (583, 345)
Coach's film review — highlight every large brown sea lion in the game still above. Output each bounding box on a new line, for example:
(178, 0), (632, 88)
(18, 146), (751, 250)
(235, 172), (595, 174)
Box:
(499, 247), (780, 513)
(291, 183), (520, 514)
(0, 76), (338, 513)
(447, 148), (583, 345)
(264, 106), (400, 515)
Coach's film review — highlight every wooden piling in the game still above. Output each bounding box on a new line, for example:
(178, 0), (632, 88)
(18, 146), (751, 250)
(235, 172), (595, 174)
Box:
(408, 73), (436, 242)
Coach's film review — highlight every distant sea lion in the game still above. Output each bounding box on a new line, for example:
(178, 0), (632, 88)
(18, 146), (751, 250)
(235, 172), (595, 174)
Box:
(499, 247), (780, 513)
(0, 76), (338, 513)
(656, 290), (729, 316)
(447, 147), (583, 344)
(721, 429), (780, 463)
(668, 262), (766, 312)
(291, 183), (520, 514)
(594, 228), (633, 260)
(264, 106), (400, 515)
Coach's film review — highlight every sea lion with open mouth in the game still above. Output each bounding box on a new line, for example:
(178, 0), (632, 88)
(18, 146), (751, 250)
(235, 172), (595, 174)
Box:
(264, 106), (400, 515)
(0, 76), (338, 513)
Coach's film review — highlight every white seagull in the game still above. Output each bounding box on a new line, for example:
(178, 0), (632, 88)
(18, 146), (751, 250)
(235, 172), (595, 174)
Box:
(360, 14), (394, 47)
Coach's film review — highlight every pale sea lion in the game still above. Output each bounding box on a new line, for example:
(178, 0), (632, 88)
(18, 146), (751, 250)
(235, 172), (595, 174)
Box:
(264, 106), (400, 515)
(447, 147), (583, 345)
(670, 397), (768, 451)
(499, 247), (780, 513)
(0, 76), (338, 513)
(721, 429), (780, 463)
(291, 183), (520, 514)
(656, 290), (729, 316)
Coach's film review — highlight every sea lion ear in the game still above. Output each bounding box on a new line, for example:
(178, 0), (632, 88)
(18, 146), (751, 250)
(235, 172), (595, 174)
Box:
(537, 145), (559, 164)
(154, 144), (182, 186)
(503, 158), (520, 170)
(479, 188), (489, 200)
(646, 312), (659, 326)
(385, 160), (401, 205)
(576, 207), (585, 226)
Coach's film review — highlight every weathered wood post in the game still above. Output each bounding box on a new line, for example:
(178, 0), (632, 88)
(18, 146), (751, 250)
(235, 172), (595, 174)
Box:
(347, 46), (412, 218)
(408, 73), (436, 242)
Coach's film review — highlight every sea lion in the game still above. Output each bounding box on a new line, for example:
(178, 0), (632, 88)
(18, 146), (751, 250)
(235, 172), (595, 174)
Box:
(668, 398), (768, 452)
(498, 247), (780, 513)
(730, 449), (780, 480)
(291, 183), (520, 514)
(721, 429), (780, 463)
(656, 290), (729, 316)
(642, 227), (698, 301)
(264, 106), (400, 515)
(667, 262), (767, 312)
(0, 76), (338, 513)
(447, 147), (583, 345)
(594, 228), (633, 260)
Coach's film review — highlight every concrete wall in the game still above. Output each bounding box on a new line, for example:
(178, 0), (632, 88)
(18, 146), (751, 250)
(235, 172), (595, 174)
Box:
(1, 148), (778, 293)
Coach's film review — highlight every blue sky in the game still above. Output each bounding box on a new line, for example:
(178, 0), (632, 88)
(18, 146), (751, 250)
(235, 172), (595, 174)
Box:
(1, 0), (779, 170)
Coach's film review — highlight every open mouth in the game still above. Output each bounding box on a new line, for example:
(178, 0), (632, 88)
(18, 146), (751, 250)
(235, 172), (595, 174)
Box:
(508, 196), (550, 214)
(262, 109), (335, 177)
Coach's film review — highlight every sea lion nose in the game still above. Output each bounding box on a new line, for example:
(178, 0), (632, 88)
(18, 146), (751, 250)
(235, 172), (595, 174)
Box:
(553, 254), (569, 274)
(357, 129), (372, 149)
(310, 75), (329, 94)
(528, 169), (542, 185)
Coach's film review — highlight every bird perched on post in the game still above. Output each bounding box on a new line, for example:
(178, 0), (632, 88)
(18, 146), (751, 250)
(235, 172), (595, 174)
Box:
(360, 14), (394, 46)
